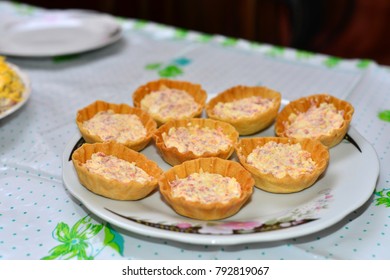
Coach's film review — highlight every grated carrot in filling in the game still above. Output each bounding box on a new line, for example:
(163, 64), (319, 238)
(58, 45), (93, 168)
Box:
(170, 172), (241, 204)
(83, 110), (146, 143)
(213, 96), (274, 119)
(83, 152), (153, 184)
(246, 141), (316, 178)
(140, 88), (199, 121)
(284, 102), (344, 138)
(162, 126), (232, 156)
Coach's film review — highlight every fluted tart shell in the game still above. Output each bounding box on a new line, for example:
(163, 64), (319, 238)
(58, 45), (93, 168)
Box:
(236, 137), (329, 194)
(76, 100), (157, 151)
(274, 94), (354, 147)
(153, 118), (239, 166)
(159, 157), (255, 220)
(72, 142), (163, 200)
(132, 79), (207, 126)
(206, 85), (281, 135)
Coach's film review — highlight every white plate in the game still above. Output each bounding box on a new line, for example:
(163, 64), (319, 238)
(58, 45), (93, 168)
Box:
(0, 10), (122, 57)
(62, 126), (379, 245)
(0, 63), (31, 119)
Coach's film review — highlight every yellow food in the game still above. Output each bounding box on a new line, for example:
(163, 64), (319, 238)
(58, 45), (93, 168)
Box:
(0, 56), (25, 113)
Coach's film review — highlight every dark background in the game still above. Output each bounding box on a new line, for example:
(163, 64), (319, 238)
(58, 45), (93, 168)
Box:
(20, 0), (390, 65)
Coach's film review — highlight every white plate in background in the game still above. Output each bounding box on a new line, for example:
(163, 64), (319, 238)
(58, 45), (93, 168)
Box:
(0, 10), (122, 57)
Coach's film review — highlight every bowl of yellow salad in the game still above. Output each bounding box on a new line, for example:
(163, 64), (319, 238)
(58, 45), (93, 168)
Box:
(0, 56), (31, 119)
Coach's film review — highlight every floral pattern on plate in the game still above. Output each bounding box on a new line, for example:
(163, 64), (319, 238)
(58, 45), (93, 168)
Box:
(106, 189), (333, 235)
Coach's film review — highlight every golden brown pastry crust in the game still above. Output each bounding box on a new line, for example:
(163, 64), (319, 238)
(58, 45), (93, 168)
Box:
(158, 157), (254, 220)
(236, 137), (329, 194)
(72, 142), (163, 200)
(76, 100), (157, 151)
(132, 79), (207, 126)
(153, 118), (239, 166)
(205, 85), (281, 135)
(274, 94), (354, 147)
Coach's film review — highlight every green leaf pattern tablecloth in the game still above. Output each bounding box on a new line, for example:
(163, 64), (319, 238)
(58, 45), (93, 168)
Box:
(0, 1), (389, 260)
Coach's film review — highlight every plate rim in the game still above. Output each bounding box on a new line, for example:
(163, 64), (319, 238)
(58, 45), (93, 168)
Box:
(62, 126), (379, 246)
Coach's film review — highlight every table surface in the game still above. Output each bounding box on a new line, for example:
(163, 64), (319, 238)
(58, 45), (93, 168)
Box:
(1, 1), (389, 260)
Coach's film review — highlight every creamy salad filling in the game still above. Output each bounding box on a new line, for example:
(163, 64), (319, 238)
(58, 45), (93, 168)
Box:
(213, 96), (274, 119)
(0, 56), (25, 114)
(170, 172), (241, 204)
(83, 110), (146, 143)
(83, 152), (153, 184)
(140, 88), (200, 121)
(284, 102), (344, 138)
(246, 141), (316, 178)
(162, 126), (232, 156)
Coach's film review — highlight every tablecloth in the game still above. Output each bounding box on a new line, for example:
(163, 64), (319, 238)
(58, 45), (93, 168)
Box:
(0, 1), (389, 260)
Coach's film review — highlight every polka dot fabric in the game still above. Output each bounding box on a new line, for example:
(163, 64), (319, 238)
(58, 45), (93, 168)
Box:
(1, 2), (389, 260)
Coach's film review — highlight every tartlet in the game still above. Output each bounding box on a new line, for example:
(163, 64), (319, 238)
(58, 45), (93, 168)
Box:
(76, 100), (157, 151)
(159, 157), (255, 220)
(132, 79), (207, 126)
(153, 118), (239, 166)
(72, 141), (163, 200)
(205, 85), (281, 135)
(274, 94), (354, 147)
(236, 137), (329, 193)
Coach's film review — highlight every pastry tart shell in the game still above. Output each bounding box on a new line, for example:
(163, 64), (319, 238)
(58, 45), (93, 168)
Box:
(274, 94), (354, 147)
(153, 118), (239, 166)
(72, 141), (163, 200)
(76, 100), (157, 151)
(236, 137), (329, 194)
(206, 85), (281, 135)
(159, 157), (254, 220)
(132, 79), (207, 126)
